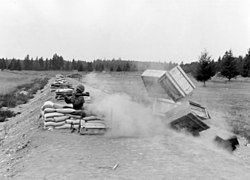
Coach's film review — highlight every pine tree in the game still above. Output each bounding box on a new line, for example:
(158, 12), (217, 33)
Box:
(23, 55), (31, 70)
(195, 51), (215, 86)
(72, 59), (77, 70)
(8, 59), (15, 70)
(33, 57), (40, 70)
(64, 61), (71, 71)
(116, 65), (122, 72)
(78, 63), (84, 71)
(38, 57), (44, 70)
(220, 50), (238, 81)
(241, 49), (250, 77)
(0, 58), (6, 70)
(16, 60), (22, 71)
(30, 58), (34, 70)
(44, 59), (49, 70)
(123, 62), (130, 71)
(87, 62), (93, 71)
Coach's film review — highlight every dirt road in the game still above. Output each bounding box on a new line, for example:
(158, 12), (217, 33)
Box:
(1, 77), (250, 179)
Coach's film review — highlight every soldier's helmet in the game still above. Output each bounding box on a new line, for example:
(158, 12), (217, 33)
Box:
(76, 84), (85, 93)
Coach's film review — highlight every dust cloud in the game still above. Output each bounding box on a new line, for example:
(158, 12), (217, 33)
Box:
(83, 72), (246, 152)
(82, 72), (165, 137)
(88, 93), (165, 137)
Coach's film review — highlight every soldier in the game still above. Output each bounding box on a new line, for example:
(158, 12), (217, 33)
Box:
(64, 84), (89, 110)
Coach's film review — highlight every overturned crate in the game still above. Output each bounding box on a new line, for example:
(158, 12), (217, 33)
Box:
(169, 113), (209, 136)
(141, 66), (210, 135)
(163, 101), (210, 135)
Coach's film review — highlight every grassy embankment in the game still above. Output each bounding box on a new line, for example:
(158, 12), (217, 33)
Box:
(0, 70), (50, 122)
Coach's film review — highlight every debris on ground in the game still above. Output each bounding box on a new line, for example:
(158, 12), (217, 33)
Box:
(214, 135), (240, 151)
(16, 140), (31, 152)
(98, 163), (119, 170)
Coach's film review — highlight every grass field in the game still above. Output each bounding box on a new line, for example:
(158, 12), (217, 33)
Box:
(191, 79), (250, 139)
(0, 70), (71, 94)
(0, 71), (44, 94)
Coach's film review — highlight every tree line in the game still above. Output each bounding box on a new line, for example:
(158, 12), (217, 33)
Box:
(0, 54), (178, 72)
(181, 49), (250, 85)
(1, 48), (250, 84)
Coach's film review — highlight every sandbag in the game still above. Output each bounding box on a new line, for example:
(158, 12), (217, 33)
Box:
(84, 120), (105, 124)
(40, 110), (45, 117)
(66, 119), (80, 125)
(54, 116), (70, 122)
(84, 122), (106, 129)
(43, 126), (54, 130)
(74, 124), (80, 129)
(44, 118), (54, 122)
(79, 124), (106, 135)
(55, 95), (65, 101)
(42, 101), (54, 110)
(54, 124), (79, 129)
(44, 121), (65, 127)
(55, 89), (73, 94)
(56, 108), (76, 114)
(44, 108), (57, 113)
(69, 110), (86, 117)
(67, 114), (82, 119)
(44, 112), (64, 119)
(53, 103), (73, 109)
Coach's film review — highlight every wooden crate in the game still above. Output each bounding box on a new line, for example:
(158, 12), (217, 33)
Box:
(189, 101), (210, 120)
(169, 113), (210, 136)
(141, 66), (195, 102)
(141, 69), (172, 100)
(161, 66), (196, 102)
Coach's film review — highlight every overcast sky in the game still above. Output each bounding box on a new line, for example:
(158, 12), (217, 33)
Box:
(0, 0), (249, 63)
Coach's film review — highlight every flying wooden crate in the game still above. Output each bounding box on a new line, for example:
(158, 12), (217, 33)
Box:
(141, 66), (195, 102)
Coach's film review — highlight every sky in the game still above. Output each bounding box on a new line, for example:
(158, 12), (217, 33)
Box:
(0, 0), (249, 63)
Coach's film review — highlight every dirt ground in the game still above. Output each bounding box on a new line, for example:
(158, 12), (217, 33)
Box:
(1, 76), (250, 179)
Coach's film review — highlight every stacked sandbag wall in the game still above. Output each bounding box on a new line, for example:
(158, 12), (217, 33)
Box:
(41, 101), (82, 130)
(50, 74), (73, 92)
(41, 101), (105, 131)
